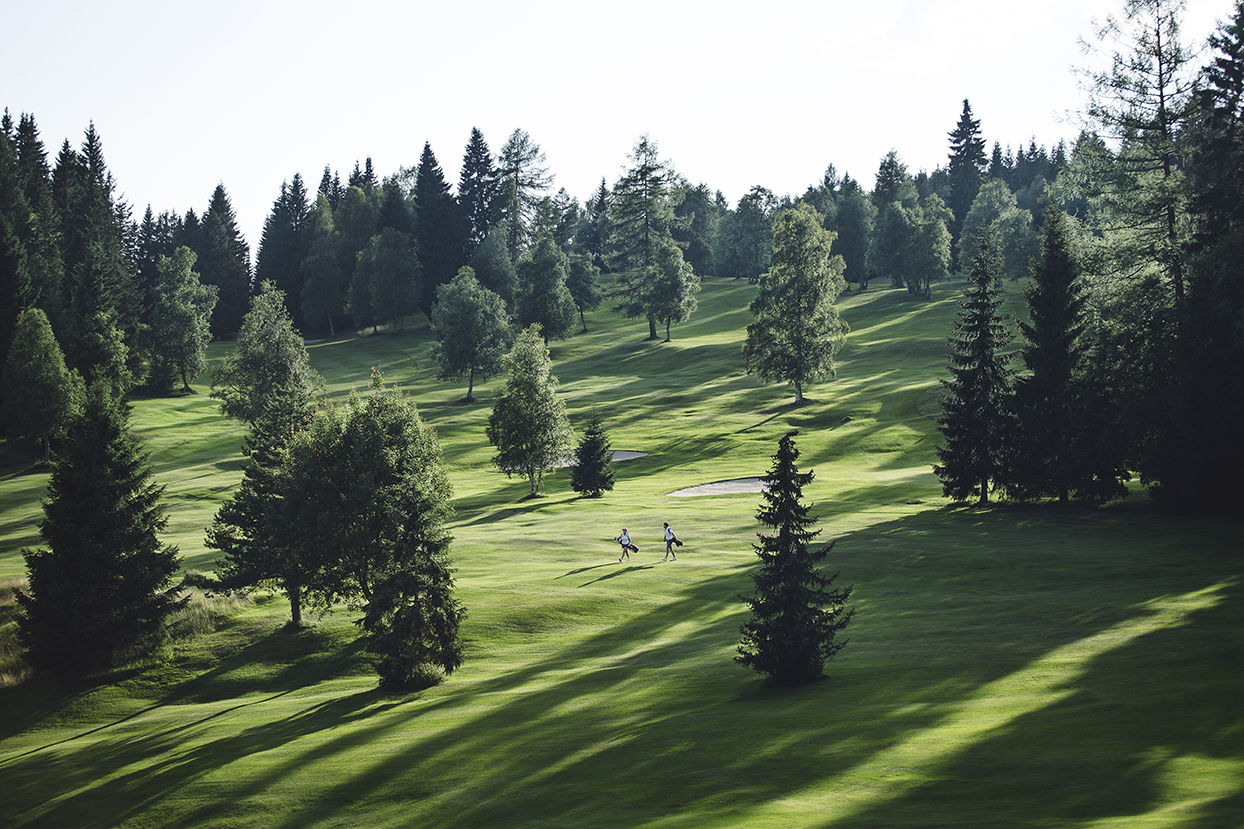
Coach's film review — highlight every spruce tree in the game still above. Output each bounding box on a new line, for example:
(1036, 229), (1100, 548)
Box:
(413, 142), (467, 315)
(18, 381), (184, 675)
(199, 184), (253, 336)
(736, 431), (853, 686)
(946, 99), (988, 262)
(570, 410), (615, 497)
(457, 127), (499, 255)
(934, 227), (1016, 504)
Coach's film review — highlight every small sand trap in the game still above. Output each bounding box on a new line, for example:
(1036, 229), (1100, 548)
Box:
(556, 450), (648, 468)
(668, 477), (767, 497)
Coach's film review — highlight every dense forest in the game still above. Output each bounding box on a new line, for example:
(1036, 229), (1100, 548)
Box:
(2, 0), (1243, 515)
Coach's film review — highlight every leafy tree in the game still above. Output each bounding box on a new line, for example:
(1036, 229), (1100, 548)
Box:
(868, 200), (915, 288)
(946, 99), (988, 259)
(648, 236), (700, 341)
(672, 180), (720, 276)
(903, 195), (954, 299)
(2, 307), (79, 462)
(744, 203), (850, 403)
(934, 228), (1016, 504)
(333, 185), (379, 306)
(569, 410), (614, 497)
(736, 430), (853, 686)
(469, 227), (519, 308)
(299, 195), (346, 335)
(18, 381), (184, 675)
(565, 252), (602, 332)
(148, 246), (218, 393)
(351, 227), (419, 331)
(720, 185), (776, 281)
(281, 375), (463, 685)
(516, 233), (579, 343)
(210, 281), (323, 430)
(429, 267), (512, 401)
(958, 179), (1036, 281)
(828, 183), (875, 289)
(485, 324), (575, 496)
(606, 135), (679, 339)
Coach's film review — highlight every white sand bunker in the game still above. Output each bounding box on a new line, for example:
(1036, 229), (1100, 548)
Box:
(556, 449), (648, 468)
(668, 477), (767, 497)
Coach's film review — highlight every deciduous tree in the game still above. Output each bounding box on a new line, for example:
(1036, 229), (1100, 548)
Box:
(743, 203), (849, 403)
(430, 267), (511, 401)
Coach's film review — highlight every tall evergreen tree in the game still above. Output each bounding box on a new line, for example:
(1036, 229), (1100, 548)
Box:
(946, 99), (988, 263)
(412, 142), (467, 315)
(497, 128), (553, 255)
(198, 183), (253, 336)
(1007, 206), (1127, 502)
(736, 431), (853, 686)
(254, 174), (311, 328)
(606, 135), (679, 339)
(299, 195), (346, 335)
(2, 307), (79, 462)
(457, 127), (500, 255)
(934, 228), (1016, 504)
(18, 381), (184, 675)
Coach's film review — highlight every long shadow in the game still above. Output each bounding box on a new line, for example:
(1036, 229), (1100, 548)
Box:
(3, 506), (1238, 828)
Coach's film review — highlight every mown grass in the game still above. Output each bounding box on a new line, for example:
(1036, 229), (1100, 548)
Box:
(0, 277), (1240, 828)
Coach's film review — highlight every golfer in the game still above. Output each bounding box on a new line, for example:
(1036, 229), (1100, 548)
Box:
(663, 522), (678, 561)
(615, 528), (632, 562)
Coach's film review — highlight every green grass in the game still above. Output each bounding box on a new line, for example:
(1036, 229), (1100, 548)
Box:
(0, 278), (1240, 828)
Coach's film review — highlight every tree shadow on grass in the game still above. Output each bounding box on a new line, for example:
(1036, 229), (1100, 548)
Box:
(3, 507), (1239, 828)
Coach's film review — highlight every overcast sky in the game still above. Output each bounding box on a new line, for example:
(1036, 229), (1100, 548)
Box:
(2, 0), (1231, 253)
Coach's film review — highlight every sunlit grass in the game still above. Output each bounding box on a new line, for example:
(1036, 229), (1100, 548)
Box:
(0, 279), (1239, 828)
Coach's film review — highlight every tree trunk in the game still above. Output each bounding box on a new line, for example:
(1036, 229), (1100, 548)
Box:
(289, 584), (303, 627)
(467, 367), (475, 402)
(794, 382), (804, 404)
(648, 315), (658, 340)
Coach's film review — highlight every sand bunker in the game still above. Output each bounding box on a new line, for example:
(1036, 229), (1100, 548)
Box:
(556, 450), (648, 468)
(668, 477), (767, 497)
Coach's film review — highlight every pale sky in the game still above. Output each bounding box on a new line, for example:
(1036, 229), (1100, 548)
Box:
(2, 0), (1231, 254)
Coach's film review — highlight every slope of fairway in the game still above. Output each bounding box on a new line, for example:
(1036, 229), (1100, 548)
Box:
(0, 278), (1240, 829)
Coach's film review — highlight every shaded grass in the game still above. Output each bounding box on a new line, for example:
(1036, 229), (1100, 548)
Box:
(0, 279), (1240, 828)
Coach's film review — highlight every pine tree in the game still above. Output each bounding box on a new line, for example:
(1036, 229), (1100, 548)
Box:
(18, 381), (184, 675)
(2, 307), (79, 462)
(412, 142), (467, 315)
(457, 127), (499, 255)
(947, 99), (988, 262)
(497, 128), (554, 255)
(254, 175), (311, 328)
(198, 184), (253, 336)
(569, 410), (615, 497)
(299, 195), (345, 335)
(934, 227), (1016, 504)
(736, 431), (853, 686)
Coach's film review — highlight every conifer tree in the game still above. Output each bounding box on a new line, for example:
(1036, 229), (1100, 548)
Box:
(947, 99), (988, 262)
(299, 195), (345, 335)
(736, 431), (853, 686)
(18, 381), (184, 675)
(198, 183), (253, 336)
(254, 174), (311, 327)
(569, 410), (615, 497)
(934, 227), (1015, 504)
(413, 142), (467, 315)
(2, 307), (79, 462)
(457, 127), (500, 255)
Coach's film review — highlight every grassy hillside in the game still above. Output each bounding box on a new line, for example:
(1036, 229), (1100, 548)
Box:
(0, 278), (1240, 828)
